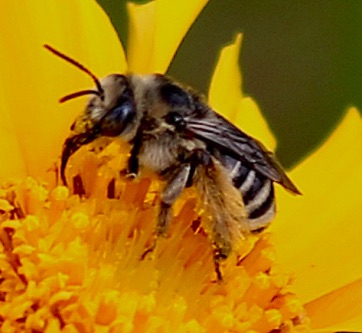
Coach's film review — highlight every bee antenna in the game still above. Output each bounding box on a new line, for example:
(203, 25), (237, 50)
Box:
(44, 44), (104, 100)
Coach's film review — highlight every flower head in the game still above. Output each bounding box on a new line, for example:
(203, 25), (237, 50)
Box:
(0, 1), (361, 332)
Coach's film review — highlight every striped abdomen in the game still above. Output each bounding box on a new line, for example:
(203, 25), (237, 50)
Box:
(220, 155), (276, 231)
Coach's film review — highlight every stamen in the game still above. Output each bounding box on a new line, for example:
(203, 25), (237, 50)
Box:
(0, 143), (310, 332)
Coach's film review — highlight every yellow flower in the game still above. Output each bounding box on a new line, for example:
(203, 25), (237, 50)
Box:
(0, 1), (361, 332)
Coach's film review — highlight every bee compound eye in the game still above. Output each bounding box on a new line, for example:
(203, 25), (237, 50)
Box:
(101, 102), (136, 137)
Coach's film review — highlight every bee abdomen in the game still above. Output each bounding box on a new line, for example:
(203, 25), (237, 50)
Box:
(231, 161), (276, 231)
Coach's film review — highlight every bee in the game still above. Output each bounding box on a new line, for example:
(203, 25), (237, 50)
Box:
(45, 45), (300, 280)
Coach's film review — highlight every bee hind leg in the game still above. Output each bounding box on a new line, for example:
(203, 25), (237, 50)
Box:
(213, 243), (232, 282)
(141, 163), (191, 259)
(191, 150), (240, 282)
(213, 251), (225, 282)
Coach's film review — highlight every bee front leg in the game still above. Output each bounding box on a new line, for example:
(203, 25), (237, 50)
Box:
(141, 163), (191, 259)
(123, 132), (143, 179)
(127, 145), (139, 178)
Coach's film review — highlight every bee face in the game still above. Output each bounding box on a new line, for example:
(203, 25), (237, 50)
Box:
(85, 74), (137, 137)
(59, 73), (139, 186)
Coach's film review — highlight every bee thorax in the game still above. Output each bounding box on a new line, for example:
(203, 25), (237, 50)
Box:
(138, 138), (180, 173)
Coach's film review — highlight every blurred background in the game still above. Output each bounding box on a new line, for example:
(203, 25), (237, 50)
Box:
(97, 0), (362, 169)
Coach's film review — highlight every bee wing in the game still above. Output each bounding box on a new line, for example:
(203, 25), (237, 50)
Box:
(185, 112), (301, 195)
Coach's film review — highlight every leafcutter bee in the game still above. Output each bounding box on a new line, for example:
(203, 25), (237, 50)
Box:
(45, 45), (300, 281)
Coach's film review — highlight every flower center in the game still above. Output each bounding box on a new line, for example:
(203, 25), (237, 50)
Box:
(0, 142), (310, 332)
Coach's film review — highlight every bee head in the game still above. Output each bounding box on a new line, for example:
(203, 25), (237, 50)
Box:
(44, 45), (137, 185)
(83, 74), (136, 137)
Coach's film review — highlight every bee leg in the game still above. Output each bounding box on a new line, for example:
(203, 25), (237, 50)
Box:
(158, 164), (191, 234)
(123, 132), (143, 178)
(213, 245), (231, 282)
(141, 164), (191, 259)
(213, 251), (224, 282)
(191, 150), (237, 281)
(126, 157), (138, 179)
(185, 148), (210, 187)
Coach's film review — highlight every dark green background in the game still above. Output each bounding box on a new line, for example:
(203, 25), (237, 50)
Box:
(97, 0), (361, 169)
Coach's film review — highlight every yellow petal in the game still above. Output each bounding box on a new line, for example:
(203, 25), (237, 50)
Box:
(235, 97), (277, 152)
(271, 107), (362, 303)
(128, 0), (209, 73)
(153, 0), (209, 73)
(0, 92), (26, 180)
(305, 278), (362, 332)
(209, 34), (243, 118)
(127, 1), (156, 73)
(209, 34), (276, 150)
(0, 0), (126, 183)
